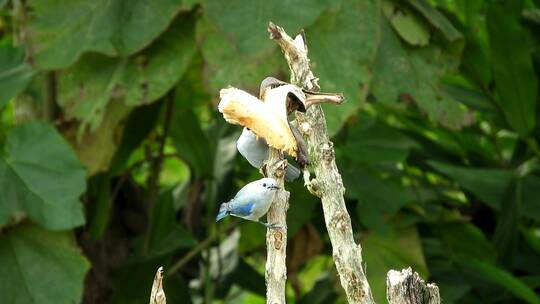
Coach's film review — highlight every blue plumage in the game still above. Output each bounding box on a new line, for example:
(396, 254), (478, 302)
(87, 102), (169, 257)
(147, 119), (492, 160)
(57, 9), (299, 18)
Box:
(234, 202), (254, 216)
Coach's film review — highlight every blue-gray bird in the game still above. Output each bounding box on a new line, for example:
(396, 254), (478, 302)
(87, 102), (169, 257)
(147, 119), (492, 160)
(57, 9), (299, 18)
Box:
(236, 128), (301, 181)
(216, 177), (280, 228)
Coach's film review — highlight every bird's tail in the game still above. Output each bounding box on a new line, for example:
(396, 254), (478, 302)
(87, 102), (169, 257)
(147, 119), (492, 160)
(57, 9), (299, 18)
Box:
(285, 164), (301, 182)
(216, 203), (229, 222)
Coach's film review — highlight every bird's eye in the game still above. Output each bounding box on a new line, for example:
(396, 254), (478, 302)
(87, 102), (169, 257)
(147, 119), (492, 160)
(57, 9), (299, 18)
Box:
(262, 183), (267, 187)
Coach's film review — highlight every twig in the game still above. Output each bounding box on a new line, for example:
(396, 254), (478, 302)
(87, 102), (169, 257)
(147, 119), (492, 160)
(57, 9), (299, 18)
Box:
(43, 71), (58, 121)
(143, 90), (175, 254)
(268, 22), (375, 304)
(167, 222), (235, 276)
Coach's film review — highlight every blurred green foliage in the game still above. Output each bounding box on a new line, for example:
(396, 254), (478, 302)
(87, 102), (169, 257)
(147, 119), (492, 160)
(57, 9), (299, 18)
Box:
(0, 0), (540, 303)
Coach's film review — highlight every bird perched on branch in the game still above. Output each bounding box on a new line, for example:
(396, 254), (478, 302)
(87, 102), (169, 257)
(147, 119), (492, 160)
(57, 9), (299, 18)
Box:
(237, 128), (301, 181)
(216, 177), (280, 228)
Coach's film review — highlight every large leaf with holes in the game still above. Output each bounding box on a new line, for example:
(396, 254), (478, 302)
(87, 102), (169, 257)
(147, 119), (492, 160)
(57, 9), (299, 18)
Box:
(58, 14), (196, 133)
(307, 0), (381, 136)
(204, 0), (330, 56)
(196, 16), (283, 94)
(0, 46), (35, 108)
(487, 1), (538, 136)
(0, 122), (86, 230)
(27, 0), (194, 69)
(371, 18), (473, 130)
(0, 224), (90, 304)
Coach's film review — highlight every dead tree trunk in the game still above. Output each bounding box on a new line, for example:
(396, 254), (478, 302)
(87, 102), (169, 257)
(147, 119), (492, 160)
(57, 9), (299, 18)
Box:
(268, 22), (374, 304)
(266, 23), (440, 304)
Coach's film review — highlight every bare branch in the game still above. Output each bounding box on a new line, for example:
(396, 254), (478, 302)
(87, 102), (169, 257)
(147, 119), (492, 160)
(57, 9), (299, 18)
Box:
(264, 154), (289, 304)
(387, 268), (440, 304)
(304, 90), (344, 107)
(268, 22), (375, 304)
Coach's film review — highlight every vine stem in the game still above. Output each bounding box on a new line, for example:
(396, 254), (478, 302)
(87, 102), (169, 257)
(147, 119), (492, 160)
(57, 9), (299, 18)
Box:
(143, 90), (175, 254)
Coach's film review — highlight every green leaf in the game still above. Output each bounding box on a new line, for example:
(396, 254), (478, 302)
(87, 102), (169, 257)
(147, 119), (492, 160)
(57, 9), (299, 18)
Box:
(428, 161), (514, 209)
(0, 122), (86, 230)
(371, 19), (473, 130)
(27, 0), (194, 69)
(307, 0), (381, 136)
(462, 258), (540, 304)
(299, 276), (339, 304)
(452, 7), (492, 88)
(0, 46), (35, 108)
(406, 0), (463, 42)
(487, 1), (538, 136)
(58, 14), (196, 133)
(342, 117), (418, 166)
(287, 182), (318, 236)
(204, 0), (330, 56)
(344, 168), (411, 232)
(383, 1), (430, 46)
(196, 16), (284, 94)
(363, 226), (428, 304)
(149, 189), (195, 256)
(226, 259), (266, 297)
(203, 123), (239, 213)
(521, 174), (540, 221)
(0, 224), (90, 304)
(65, 100), (132, 176)
(434, 222), (496, 262)
(109, 101), (163, 174)
(443, 84), (495, 113)
(494, 179), (522, 267)
(86, 173), (112, 241)
(170, 106), (212, 178)
(111, 256), (191, 304)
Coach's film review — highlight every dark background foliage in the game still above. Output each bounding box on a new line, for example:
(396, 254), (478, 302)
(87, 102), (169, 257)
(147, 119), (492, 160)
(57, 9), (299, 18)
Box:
(1, 0), (540, 303)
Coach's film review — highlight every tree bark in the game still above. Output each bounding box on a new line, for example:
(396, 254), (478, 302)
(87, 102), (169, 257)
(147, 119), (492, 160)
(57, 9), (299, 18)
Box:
(264, 152), (289, 304)
(387, 268), (440, 304)
(149, 267), (166, 304)
(268, 23), (375, 304)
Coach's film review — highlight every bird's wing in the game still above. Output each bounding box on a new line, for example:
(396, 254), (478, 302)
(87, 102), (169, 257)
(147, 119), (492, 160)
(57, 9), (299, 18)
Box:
(233, 183), (255, 201)
(285, 164), (301, 181)
(237, 129), (268, 168)
(230, 201), (254, 217)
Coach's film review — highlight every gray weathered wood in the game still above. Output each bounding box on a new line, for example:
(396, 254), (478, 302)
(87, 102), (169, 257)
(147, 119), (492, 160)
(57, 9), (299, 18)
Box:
(387, 268), (440, 304)
(268, 22), (375, 304)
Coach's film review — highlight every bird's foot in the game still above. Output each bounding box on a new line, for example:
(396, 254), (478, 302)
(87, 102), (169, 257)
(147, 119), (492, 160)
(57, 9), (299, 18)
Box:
(259, 221), (282, 229)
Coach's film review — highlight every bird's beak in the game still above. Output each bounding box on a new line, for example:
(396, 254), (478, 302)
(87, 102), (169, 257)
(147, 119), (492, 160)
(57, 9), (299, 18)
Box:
(268, 185), (280, 190)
